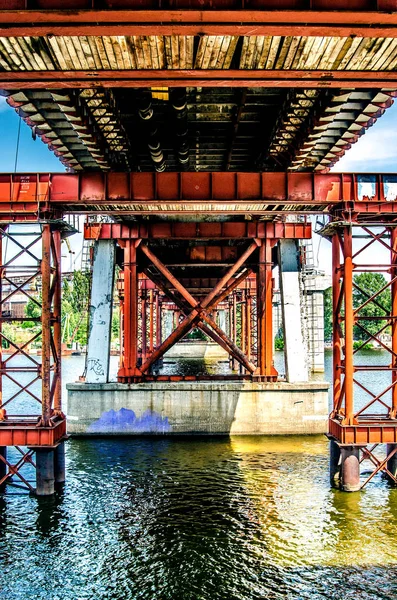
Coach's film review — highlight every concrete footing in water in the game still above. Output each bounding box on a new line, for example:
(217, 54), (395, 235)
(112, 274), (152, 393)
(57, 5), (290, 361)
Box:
(0, 446), (6, 490)
(340, 446), (361, 492)
(35, 449), (55, 496)
(66, 380), (329, 435)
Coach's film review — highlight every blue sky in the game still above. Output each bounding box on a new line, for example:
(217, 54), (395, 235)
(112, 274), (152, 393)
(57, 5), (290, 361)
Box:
(0, 96), (65, 172)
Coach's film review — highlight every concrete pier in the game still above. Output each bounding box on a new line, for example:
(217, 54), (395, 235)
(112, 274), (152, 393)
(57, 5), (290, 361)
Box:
(35, 449), (55, 496)
(340, 446), (361, 492)
(278, 239), (309, 383)
(67, 380), (329, 436)
(329, 439), (341, 488)
(387, 443), (397, 481)
(86, 240), (116, 384)
(0, 446), (6, 489)
(54, 441), (66, 485)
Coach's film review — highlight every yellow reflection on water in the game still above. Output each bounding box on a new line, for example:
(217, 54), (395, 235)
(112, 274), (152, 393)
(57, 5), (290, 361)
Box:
(230, 435), (397, 568)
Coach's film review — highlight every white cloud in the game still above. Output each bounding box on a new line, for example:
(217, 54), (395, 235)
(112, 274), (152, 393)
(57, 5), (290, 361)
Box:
(0, 96), (10, 113)
(333, 103), (397, 172)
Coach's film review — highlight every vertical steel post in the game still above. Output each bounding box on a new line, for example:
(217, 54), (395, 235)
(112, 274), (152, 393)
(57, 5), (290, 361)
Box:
(228, 299), (232, 368)
(156, 292), (162, 348)
(332, 234), (342, 417)
(119, 240), (139, 378)
(0, 234), (3, 419)
(241, 290), (246, 355)
(141, 290), (147, 364)
(391, 228), (397, 418)
(246, 292), (252, 361)
(53, 229), (62, 415)
(149, 289), (154, 354)
(256, 239), (277, 379)
(232, 291), (237, 370)
(41, 224), (52, 426)
(343, 227), (355, 425)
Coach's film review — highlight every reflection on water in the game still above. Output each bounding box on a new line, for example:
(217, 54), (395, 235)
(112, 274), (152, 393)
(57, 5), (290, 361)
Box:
(2, 436), (397, 599)
(1, 352), (397, 599)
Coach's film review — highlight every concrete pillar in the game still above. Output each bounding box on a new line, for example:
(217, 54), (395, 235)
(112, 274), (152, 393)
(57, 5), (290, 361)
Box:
(387, 444), (397, 481)
(278, 239), (309, 382)
(303, 274), (331, 373)
(54, 441), (66, 485)
(218, 309), (226, 333)
(36, 449), (55, 496)
(340, 446), (361, 492)
(0, 446), (7, 490)
(330, 439), (341, 488)
(86, 240), (116, 383)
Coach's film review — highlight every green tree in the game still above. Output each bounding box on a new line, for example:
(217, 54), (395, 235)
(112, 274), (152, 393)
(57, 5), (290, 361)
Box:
(22, 296), (41, 330)
(352, 272), (391, 341)
(62, 271), (91, 347)
(323, 287), (332, 342)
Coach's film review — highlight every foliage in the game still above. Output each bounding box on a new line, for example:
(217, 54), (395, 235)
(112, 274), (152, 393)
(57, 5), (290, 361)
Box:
(61, 271), (91, 347)
(275, 327), (284, 350)
(186, 328), (208, 341)
(112, 307), (120, 342)
(353, 341), (373, 350)
(323, 287), (332, 342)
(275, 336), (284, 350)
(352, 272), (391, 341)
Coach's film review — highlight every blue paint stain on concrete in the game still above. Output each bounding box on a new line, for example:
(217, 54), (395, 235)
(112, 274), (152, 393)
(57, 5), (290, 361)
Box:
(87, 408), (171, 433)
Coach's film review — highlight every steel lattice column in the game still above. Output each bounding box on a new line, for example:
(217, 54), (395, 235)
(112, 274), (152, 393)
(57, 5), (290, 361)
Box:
(256, 239), (277, 381)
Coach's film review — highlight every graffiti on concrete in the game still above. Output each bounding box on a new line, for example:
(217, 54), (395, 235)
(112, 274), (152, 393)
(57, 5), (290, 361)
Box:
(87, 407), (172, 433)
(87, 358), (105, 377)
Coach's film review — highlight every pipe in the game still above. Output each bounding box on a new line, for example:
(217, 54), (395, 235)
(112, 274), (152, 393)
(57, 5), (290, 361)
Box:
(138, 91), (166, 172)
(170, 88), (190, 167)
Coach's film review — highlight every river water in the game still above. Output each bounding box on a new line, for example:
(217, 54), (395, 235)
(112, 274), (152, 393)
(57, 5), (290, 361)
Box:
(1, 352), (397, 600)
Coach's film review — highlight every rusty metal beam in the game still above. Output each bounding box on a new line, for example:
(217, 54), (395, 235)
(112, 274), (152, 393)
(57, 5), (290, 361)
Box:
(2, 70), (397, 89)
(2, 9), (397, 38)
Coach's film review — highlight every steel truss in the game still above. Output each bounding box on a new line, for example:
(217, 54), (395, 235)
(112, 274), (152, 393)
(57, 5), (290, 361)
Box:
(0, 224), (67, 494)
(107, 227), (309, 383)
(324, 212), (397, 489)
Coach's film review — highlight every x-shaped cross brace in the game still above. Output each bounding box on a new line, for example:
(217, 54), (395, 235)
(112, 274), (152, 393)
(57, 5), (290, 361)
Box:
(138, 240), (260, 375)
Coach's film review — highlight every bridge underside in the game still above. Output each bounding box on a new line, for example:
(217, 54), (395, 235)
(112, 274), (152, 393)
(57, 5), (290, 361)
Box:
(1, 1), (397, 491)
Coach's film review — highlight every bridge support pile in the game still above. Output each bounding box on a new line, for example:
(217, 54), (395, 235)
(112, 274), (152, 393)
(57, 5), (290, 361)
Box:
(325, 203), (397, 491)
(0, 223), (68, 495)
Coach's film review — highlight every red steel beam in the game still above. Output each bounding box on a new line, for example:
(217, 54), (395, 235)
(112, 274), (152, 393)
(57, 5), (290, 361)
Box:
(86, 222), (311, 241)
(2, 172), (395, 209)
(2, 70), (397, 89)
(391, 227), (397, 419)
(2, 8), (397, 37)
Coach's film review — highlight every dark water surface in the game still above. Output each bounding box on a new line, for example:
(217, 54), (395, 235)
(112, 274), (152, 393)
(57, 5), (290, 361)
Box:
(2, 352), (397, 599)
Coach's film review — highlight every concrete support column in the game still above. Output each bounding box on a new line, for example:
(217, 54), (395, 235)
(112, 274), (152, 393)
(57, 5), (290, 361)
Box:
(36, 449), (55, 496)
(340, 446), (361, 492)
(0, 446), (6, 490)
(54, 441), (66, 485)
(218, 309), (226, 334)
(387, 444), (397, 481)
(330, 439), (341, 488)
(86, 240), (116, 384)
(278, 239), (309, 383)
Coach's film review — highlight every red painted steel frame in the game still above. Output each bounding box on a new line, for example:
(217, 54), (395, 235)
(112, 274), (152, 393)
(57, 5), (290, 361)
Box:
(328, 220), (397, 488)
(2, 70), (397, 89)
(112, 222), (306, 382)
(2, 6), (397, 38)
(1, 172), (397, 220)
(0, 224), (66, 492)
